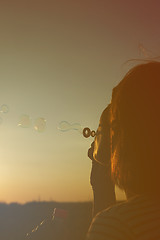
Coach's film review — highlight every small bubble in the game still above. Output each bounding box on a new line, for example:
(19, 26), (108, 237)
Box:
(0, 104), (9, 113)
(18, 114), (31, 128)
(83, 127), (91, 138)
(91, 130), (96, 137)
(58, 121), (71, 132)
(34, 118), (46, 132)
(58, 121), (82, 132)
(72, 123), (82, 132)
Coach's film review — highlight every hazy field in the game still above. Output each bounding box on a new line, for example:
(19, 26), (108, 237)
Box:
(0, 201), (92, 240)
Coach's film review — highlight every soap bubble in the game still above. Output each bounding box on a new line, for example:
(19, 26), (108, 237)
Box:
(72, 123), (82, 132)
(83, 127), (91, 138)
(58, 121), (82, 133)
(0, 104), (9, 113)
(58, 121), (70, 131)
(83, 128), (96, 138)
(91, 130), (96, 137)
(18, 114), (31, 128)
(34, 117), (46, 132)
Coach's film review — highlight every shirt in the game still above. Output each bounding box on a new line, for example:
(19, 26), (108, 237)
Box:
(86, 194), (160, 240)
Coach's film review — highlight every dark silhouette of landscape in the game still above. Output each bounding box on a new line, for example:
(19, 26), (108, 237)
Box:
(0, 201), (92, 240)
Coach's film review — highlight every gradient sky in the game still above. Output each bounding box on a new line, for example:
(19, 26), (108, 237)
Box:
(0, 0), (160, 203)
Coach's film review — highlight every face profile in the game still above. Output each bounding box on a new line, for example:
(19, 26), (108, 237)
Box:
(93, 105), (111, 167)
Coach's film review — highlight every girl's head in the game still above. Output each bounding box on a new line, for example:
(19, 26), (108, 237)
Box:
(111, 61), (160, 196)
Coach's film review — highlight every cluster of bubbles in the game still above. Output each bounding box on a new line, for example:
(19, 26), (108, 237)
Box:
(0, 104), (46, 133)
(18, 115), (46, 133)
(83, 127), (96, 138)
(0, 105), (95, 137)
(58, 121), (96, 138)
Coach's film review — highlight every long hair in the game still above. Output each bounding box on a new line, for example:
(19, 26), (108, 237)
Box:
(111, 61), (160, 195)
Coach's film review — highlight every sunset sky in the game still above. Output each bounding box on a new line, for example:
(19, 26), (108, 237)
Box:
(0, 0), (160, 203)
